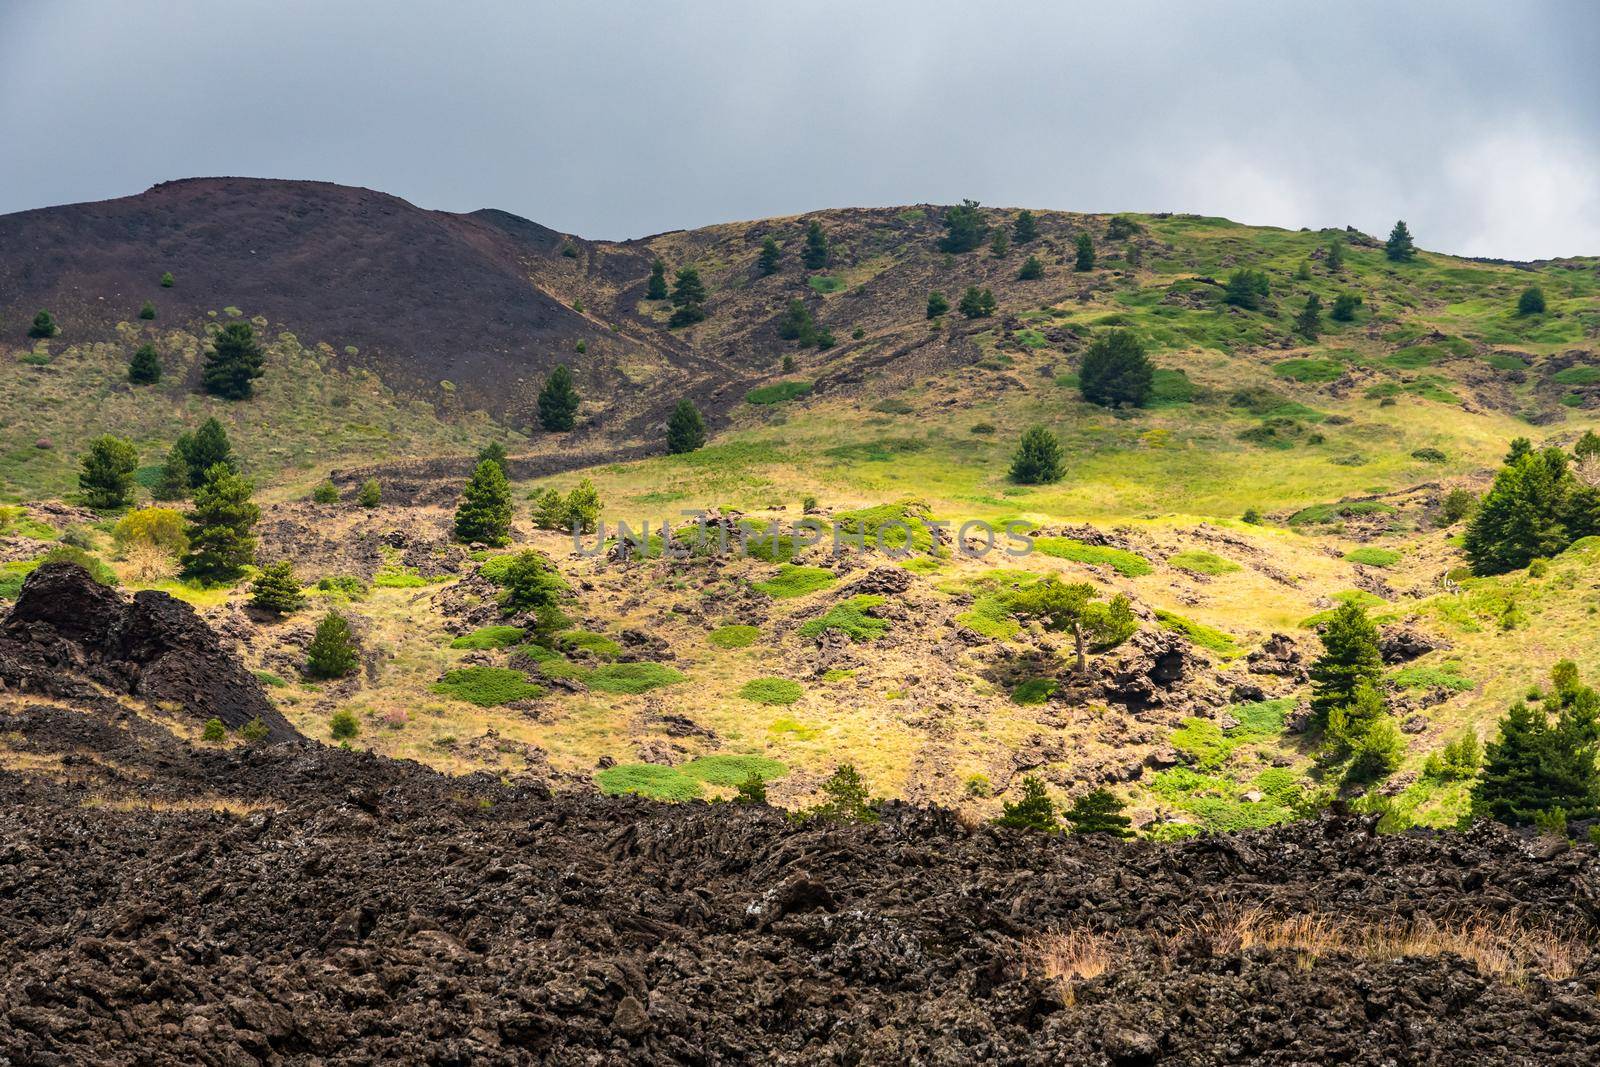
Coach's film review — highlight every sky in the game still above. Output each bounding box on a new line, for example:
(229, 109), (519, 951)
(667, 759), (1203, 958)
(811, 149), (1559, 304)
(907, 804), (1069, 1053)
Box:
(3, 0), (1598, 259)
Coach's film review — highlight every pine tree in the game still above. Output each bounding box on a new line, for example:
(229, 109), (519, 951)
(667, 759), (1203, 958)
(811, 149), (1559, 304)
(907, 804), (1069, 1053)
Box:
(563, 478), (602, 534)
(1518, 287), (1546, 315)
(306, 612), (359, 679)
(1009, 426), (1064, 484)
(938, 199), (988, 254)
(801, 220), (830, 270)
(1012, 209), (1038, 244)
(356, 479), (381, 507)
(1063, 788), (1133, 837)
(994, 775), (1060, 831)
(180, 465), (259, 583)
(645, 258), (669, 299)
(537, 364), (580, 431)
(476, 442), (509, 478)
(138, 301), (157, 320)
(926, 291), (949, 318)
(1472, 665), (1600, 825)
(179, 418), (236, 488)
(1326, 238), (1346, 272)
(202, 322), (265, 400)
(1464, 447), (1586, 575)
(1309, 601), (1384, 721)
(28, 310), (58, 338)
(757, 235), (781, 275)
(1295, 260), (1312, 281)
(531, 487), (567, 531)
(666, 399), (706, 454)
(78, 435), (140, 509)
(453, 458), (514, 546)
(160, 271), (174, 288)
(1331, 293), (1362, 322)
(989, 227), (1010, 258)
(805, 764), (877, 823)
(957, 286), (996, 319)
(777, 298), (818, 345)
(1224, 269), (1270, 309)
(1017, 254), (1044, 280)
(152, 443), (191, 501)
(499, 550), (567, 614)
(1073, 232), (1096, 271)
(1078, 329), (1154, 408)
(1005, 576), (1136, 673)
(250, 560), (305, 615)
(669, 266), (708, 326)
(1385, 220), (1417, 262)
(1327, 681), (1404, 781)
(311, 480), (339, 504)
(128, 343), (161, 384)
(1575, 431), (1600, 463)
(1295, 293), (1322, 339)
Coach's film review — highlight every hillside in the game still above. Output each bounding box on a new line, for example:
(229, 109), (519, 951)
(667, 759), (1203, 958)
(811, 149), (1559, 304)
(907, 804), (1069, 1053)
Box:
(4, 182), (1600, 835)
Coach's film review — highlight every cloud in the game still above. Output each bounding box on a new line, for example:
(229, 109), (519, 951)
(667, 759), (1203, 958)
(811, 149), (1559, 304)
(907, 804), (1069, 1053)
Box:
(1441, 128), (1600, 259)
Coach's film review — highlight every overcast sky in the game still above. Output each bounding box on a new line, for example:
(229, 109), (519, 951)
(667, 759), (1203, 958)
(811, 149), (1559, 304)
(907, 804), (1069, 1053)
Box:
(3, 1), (1598, 258)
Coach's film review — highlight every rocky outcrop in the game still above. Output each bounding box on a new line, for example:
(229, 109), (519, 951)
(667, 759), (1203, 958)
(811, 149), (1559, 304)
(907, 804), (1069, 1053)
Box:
(1380, 624), (1450, 664)
(0, 563), (296, 739)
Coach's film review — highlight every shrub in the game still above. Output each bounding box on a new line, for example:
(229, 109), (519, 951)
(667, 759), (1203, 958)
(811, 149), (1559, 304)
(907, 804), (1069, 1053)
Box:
(1224, 269), (1270, 309)
(201, 718), (226, 743)
(330, 709), (360, 740)
(739, 677), (803, 705)
(995, 775), (1059, 831)
(957, 286), (996, 319)
(1064, 788), (1133, 836)
(450, 625), (525, 649)
(753, 564), (836, 598)
(356, 479), (381, 507)
(666, 399), (706, 454)
(78, 435), (140, 509)
(160, 271), (174, 288)
(1331, 293), (1362, 321)
(240, 717), (270, 742)
(1166, 550), (1240, 575)
(312, 480), (339, 504)
(1073, 232), (1095, 271)
(938, 199), (988, 253)
(1031, 537), (1153, 577)
(1344, 547), (1402, 567)
(1107, 215), (1141, 239)
(1518, 287), (1546, 315)
(432, 666), (543, 706)
(746, 380), (812, 405)
(735, 773), (768, 804)
(926, 291), (949, 318)
(138, 301), (157, 320)
(1008, 426), (1064, 484)
(1078, 329), (1154, 408)
(1010, 678), (1057, 705)
(708, 624), (760, 648)
(757, 236), (780, 275)
(1013, 209), (1038, 243)
(1017, 255), (1044, 280)
(128, 343), (161, 384)
(201, 322), (265, 400)
(586, 662), (685, 694)
(250, 560), (306, 615)
(558, 629), (624, 657)
(681, 754), (787, 786)
(316, 575), (369, 601)
(645, 259), (669, 299)
(306, 612), (359, 679)
(803, 764), (878, 823)
(28, 310), (58, 338)
(797, 595), (887, 642)
(595, 763), (702, 801)
(114, 507), (187, 556)
(537, 364), (580, 431)
(498, 550), (567, 616)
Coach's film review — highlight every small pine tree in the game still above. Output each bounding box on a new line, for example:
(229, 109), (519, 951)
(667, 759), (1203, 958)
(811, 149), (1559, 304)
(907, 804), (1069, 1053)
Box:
(734, 771), (768, 804)
(240, 717), (270, 742)
(806, 764), (877, 823)
(454, 458), (514, 546)
(665, 399), (706, 454)
(989, 228), (1010, 258)
(1294, 293), (1322, 340)
(1575, 431), (1600, 463)
(1309, 601), (1385, 721)
(306, 612), (359, 679)
(801, 220), (830, 270)
(1463, 446), (1587, 575)
(1518, 287), (1546, 315)
(1063, 788), (1133, 837)
(938, 199), (988, 253)
(1017, 255), (1044, 280)
(1009, 426), (1064, 484)
(78, 434), (140, 509)
(1073, 232), (1095, 271)
(537, 364), (580, 432)
(201, 718), (226, 743)
(1385, 220), (1417, 262)
(1012, 209), (1038, 244)
(28, 310), (58, 338)
(160, 271), (175, 288)
(1325, 238), (1345, 272)
(499, 550), (567, 614)
(957, 286), (996, 319)
(563, 478), (602, 534)
(1295, 260), (1312, 281)
(330, 709), (360, 739)
(645, 258), (669, 299)
(201, 322), (265, 400)
(757, 235), (781, 276)
(153, 443), (191, 501)
(128, 343), (161, 384)
(1472, 664), (1600, 825)
(1331, 293), (1362, 322)
(1224, 269), (1270, 309)
(180, 465), (259, 583)
(994, 775), (1059, 831)
(311, 480), (339, 504)
(1078, 329), (1154, 408)
(250, 560), (306, 615)
(179, 418), (237, 488)
(668, 266), (709, 326)
(777, 298), (818, 344)
(475, 442), (509, 478)
(531, 487), (567, 531)
(138, 301), (157, 320)
(356, 479), (381, 507)
(926, 291), (949, 319)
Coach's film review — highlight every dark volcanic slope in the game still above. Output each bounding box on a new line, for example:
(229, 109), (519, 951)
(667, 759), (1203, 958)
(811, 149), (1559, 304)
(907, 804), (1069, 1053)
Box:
(2, 699), (1599, 1065)
(0, 178), (662, 422)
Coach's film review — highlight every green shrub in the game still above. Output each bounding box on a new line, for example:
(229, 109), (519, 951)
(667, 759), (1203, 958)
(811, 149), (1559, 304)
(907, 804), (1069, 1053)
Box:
(1010, 678), (1057, 704)
(316, 575), (369, 601)
(753, 564), (836, 598)
(432, 666), (544, 706)
(201, 718), (226, 743)
(586, 662), (685, 694)
(240, 717), (270, 742)
(330, 709), (360, 739)
(797, 595), (888, 642)
(680, 754), (787, 786)
(311, 480), (339, 504)
(1154, 610), (1241, 655)
(1166, 550), (1240, 575)
(558, 629), (623, 657)
(450, 625), (526, 649)
(356, 479), (381, 507)
(594, 764), (702, 801)
(739, 677), (804, 705)
(1344, 547), (1402, 567)
(746, 380), (813, 405)
(708, 623), (760, 648)
(306, 613), (359, 679)
(1032, 537), (1153, 577)
(1392, 662), (1475, 692)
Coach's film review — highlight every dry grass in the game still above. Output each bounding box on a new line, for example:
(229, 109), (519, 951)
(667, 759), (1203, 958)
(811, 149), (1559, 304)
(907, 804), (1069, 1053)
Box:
(80, 794), (276, 817)
(1033, 930), (1114, 1004)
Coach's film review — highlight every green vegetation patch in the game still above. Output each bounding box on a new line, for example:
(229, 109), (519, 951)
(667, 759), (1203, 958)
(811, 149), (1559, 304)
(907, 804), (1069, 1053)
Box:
(834, 499), (936, 553)
(681, 754), (788, 786)
(1010, 678), (1057, 705)
(594, 764), (703, 801)
(1154, 610), (1242, 656)
(1344, 547), (1402, 567)
(1166, 550), (1241, 575)
(746, 379), (814, 405)
(708, 624), (760, 649)
(753, 564), (837, 598)
(1273, 358), (1344, 383)
(586, 662), (685, 694)
(1170, 717), (1235, 770)
(797, 595), (888, 642)
(739, 677), (804, 705)
(1552, 366), (1600, 386)
(1287, 500), (1396, 526)
(807, 275), (845, 295)
(431, 666), (544, 707)
(558, 629), (624, 658)
(1227, 697), (1293, 735)
(1033, 537), (1153, 577)
(1392, 660), (1475, 693)
(450, 625), (526, 650)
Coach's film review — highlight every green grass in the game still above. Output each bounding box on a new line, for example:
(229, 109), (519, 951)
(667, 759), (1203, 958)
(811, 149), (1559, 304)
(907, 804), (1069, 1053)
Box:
(1154, 610), (1242, 656)
(449, 625), (525, 650)
(797, 595), (888, 641)
(1344, 547), (1403, 567)
(833, 499), (936, 553)
(1166, 549), (1241, 575)
(1010, 678), (1057, 705)
(769, 717), (821, 741)
(594, 763), (703, 801)
(753, 564), (837, 598)
(681, 754), (788, 785)
(1170, 717), (1235, 770)
(708, 624), (760, 648)
(1273, 358), (1344, 383)
(739, 677), (804, 705)
(1287, 500), (1396, 526)
(586, 662), (685, 694)
(808, 275), (845, 294)
(746, 380), (814, 405)
(1228, 697), (1292, 735)
(1392, 661), (1475, 692)
(1552, 366), (1600, 386)
(558, 630), (624, 658)
(431, 667), (544, 707)
(1032, 537), (1153, 577)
